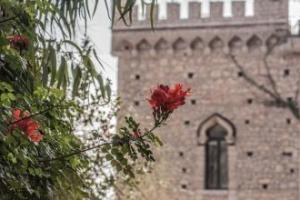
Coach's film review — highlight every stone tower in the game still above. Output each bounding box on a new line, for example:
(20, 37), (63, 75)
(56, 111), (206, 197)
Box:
(112, 0), (300, 199)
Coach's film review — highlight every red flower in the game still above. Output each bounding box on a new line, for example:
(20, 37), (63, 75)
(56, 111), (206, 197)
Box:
(7, 35), (30, 50)
(26, 129), (43, 143)
(11, 109), (22, 130)
(11, 109), (30, 130)
(10, 109), (43, 143)
(24, 120), (39, 133)
(148, 84), (190, 112)
(133, 130), (142, 139)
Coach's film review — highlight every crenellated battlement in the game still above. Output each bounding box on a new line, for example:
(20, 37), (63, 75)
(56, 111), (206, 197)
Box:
(113, 0), (289, 30)
(112, 0), (290, 56)
(136, 0), (254, 20)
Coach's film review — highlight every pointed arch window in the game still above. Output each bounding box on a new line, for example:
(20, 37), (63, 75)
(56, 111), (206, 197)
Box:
(205, 124), (228, 190)
(198, 114), (236, 191)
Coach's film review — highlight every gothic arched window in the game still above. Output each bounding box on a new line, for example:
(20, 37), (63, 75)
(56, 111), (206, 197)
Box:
(197, 113), (236, 191)
(205, 124), (228, 190)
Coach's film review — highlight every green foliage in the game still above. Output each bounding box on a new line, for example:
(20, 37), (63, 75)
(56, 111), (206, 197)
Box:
(0, 0), (112, 199)
(0, 82), (15, 107)
(0, 83), (89, 199)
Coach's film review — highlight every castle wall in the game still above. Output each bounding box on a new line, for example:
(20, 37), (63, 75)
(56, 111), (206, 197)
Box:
(112, 1), (300, 199)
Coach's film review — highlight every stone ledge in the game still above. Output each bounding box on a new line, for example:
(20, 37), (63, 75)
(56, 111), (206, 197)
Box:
(201, 189), (229, 196)
(113, 19), (288, 32)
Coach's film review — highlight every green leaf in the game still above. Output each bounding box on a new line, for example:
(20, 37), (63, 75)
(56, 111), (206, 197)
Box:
(97, 74), (106, 99)
(50, 45), (57, 86)
(57, 56), (67, 89)
(72, 66), (82, 97)
(105, 154), (113, 161)
(61, 40), (83, 58)
(7, 153), (17, 164)
(0, 37), (9, 46)
(70, 157), (81, 169)
(42, 61), (49, 87)
(111, 148), (119, 155)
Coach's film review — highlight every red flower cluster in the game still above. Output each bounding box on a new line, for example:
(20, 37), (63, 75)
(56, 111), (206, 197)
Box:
(148, 84), (190, 112)
(10, 109), (43, 143)
(7, 35), (30, 50)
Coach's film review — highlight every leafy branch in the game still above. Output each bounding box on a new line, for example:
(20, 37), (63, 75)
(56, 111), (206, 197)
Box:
(39, 116), (166, 163)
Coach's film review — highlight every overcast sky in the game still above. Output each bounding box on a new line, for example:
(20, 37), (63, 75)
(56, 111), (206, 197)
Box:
(83, 1), (118, 92)
(86, 0), (300, 92)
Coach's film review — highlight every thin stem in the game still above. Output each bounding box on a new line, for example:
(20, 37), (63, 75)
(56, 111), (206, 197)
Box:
(39, 142), (112, 163)
(0, 16), (17, 24)
(9, 103), (64, 125)
(39, 118), (166, 163)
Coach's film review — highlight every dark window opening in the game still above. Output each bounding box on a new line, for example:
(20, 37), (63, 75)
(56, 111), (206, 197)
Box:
(124, 45), (130, 50)
(247, 151), (253, 157)
(247, 98), (253, 104)
(262, 184), (268, 190)
(188, 72), (194, 79)
(184, 120), (190, 126)
(287, 97), (293, 102)
(284, 69), (290, 76)
(238, 71), (243, 77)
(282, 151), (293, 157)
(179, 151), (184, 157)
(205, 124), (228, 190)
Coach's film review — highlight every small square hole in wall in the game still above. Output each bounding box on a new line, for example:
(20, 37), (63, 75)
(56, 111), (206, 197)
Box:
(135, 74), (140, 80)
(284, 69), (290, 77)
(182, 168), (187, 173)
(245, 120), (250, 124)
(286, 118), (292, 125)
(282, 152), (293, 157)
(287, 97), (293, 103)
(191, 99), (197, 105)
(247, 98), (253, 104)
(238, 71), (244, 77)
(247, 151), (253, 157)
(179, 151), (184, 157)
(134, 101), (140, 106)
(184, 120), (190, 126)
(188, 72), (194, 79)
(290, 168), (295, 174)
(181, 184), (187, 190)
(262, 184), (268, 190)
(124, 45), (130, 51)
